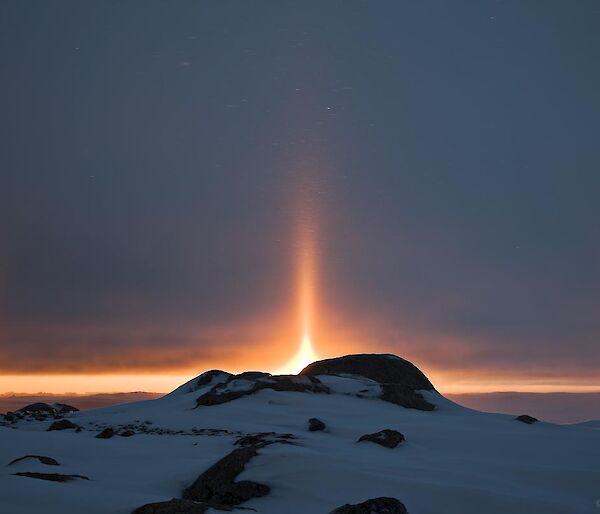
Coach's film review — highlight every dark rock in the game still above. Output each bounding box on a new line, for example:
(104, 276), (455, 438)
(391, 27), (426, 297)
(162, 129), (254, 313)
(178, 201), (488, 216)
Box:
(131, 498), (215, 514)
(8, 455), (60, 466)
(194, 370), (233, 390)
(516, 414), (538, 424)
(301, 354), (433, 390)
(13, 472), (89, 482)
(18, 403), (55, 414)
(96, 427), (115, 439)
(47, 419), (79, 431)
(120, 429), (135, 437)
(329, 497), (408, 514)
(183, 446), (269, 507)
(235, 433), (270, 447)
(357, 429), (405, 448)
(380, 384), (435, 411)
(55, 403), (79, 414)
(301, 354), (435, 411)
(308, 417), (326, 431)
(235, 432), (295, 447)
(196, 374), (329, 407)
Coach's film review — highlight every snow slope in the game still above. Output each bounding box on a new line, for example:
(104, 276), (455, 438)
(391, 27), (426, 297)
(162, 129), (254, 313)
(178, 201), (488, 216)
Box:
(1, 371), (599, 514)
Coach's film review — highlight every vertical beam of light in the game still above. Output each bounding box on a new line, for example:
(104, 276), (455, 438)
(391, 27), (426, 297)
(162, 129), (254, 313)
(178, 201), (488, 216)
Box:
(275, 177), (321, 374)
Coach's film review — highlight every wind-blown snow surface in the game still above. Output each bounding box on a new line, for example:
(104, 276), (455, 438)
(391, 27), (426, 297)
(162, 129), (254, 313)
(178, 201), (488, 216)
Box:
(1, 373), (599, 514)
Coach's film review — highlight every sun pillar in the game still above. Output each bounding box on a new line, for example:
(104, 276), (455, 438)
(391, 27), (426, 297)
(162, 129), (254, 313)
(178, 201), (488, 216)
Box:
(275, 179), (321, 374)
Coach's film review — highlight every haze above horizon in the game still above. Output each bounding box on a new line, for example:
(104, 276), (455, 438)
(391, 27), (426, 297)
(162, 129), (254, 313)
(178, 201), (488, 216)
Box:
(2, 2), (600, 395)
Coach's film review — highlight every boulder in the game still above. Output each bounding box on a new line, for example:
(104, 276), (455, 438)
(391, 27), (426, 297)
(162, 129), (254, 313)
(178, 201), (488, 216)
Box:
(357, 429), (405, 448)
(301, 354), (433, 390)
(47, 419), (79, 431)
(301, 354), (435, 411)
(96, 427), (115, 439)
(183, 446), (269, 507)
(308, 418), (326, 431)
(516, 414), (538, 424)
(329, 497), (408, 513)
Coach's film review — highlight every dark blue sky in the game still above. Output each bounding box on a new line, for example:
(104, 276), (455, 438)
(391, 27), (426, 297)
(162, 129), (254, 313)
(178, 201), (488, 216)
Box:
(1, 1), (599, 386)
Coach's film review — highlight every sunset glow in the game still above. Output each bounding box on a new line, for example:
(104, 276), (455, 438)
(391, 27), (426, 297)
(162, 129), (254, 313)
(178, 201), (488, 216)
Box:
(275, 331), (320, 375)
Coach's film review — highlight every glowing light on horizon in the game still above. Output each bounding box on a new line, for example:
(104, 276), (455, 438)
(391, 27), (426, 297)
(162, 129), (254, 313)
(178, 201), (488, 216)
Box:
(275, 330), (320, 375)
(275, 176), (321, 374)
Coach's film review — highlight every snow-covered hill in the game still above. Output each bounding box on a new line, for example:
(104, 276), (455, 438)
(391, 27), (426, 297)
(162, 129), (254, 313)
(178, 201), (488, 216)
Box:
(1, 354), (599, 514)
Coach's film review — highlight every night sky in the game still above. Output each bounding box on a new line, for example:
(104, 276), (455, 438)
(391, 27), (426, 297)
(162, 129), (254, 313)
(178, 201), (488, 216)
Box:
(2, 1), (599, 392)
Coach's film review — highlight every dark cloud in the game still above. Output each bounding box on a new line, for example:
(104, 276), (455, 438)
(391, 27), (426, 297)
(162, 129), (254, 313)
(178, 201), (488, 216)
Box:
(1, 1), (599, 384)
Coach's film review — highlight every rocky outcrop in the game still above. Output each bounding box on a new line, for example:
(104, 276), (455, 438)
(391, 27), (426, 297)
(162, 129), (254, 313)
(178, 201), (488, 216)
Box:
(308, 417), (326, 431)
(380, 384), (435, 411)
(131, 499), (214, 513)
(183, 446), (269, 506)
(1, 402), (81, 427)
(18, 403), (56, 414)
(357, 429), (405, 448)
(196, 373), (329, 407)
(301, 354), (435, 411)
(96, 427), (115, 439)
(235, 432), (295, 447)
(8, 455), (59, 466)
(132, 439), (276, 513)
(54, 403), (79, 414)
(13, 472), (89, 482)
(194, 370), (233, 389)
(47, 419), (79, 431)
(329, 497), (408, 513)
(516, 414), (538, 424)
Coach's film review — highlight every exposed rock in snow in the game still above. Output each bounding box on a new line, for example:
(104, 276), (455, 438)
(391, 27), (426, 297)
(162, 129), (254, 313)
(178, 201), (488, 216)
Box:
(182, 446), (270, 506)
(195, 373), (329, 407)
(308, 417), (326, 431)
(357, 429), (405, 448)
(170, 370), (234, 396)
(301, 354), (435, 410)
(96, 427), (115, 439)
(515, 414), (538, 424)
(12, 472), (89, 482)
(301, 354), (433, 390)
(18, 403), (56, 414)
(235, 432), (295, 447)
(380, 383), (435, 411)
(47, 419), (79, 431)
(329, 497), (408, 513)
(53, 403), (79, 414)
(1, 402), (81, 427)
(8, 454), (59, 466)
